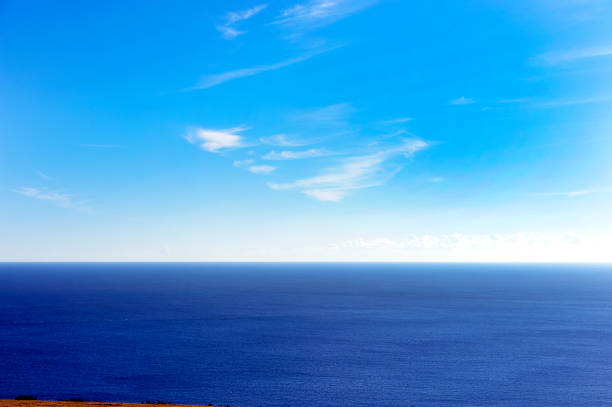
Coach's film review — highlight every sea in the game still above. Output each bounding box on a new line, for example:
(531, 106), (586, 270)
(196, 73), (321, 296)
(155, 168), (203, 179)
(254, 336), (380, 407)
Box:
(1, 263), (611, 407)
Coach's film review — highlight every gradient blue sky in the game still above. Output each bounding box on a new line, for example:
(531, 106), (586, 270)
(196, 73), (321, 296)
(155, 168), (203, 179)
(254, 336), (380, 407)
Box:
(1, 0), (611, 261)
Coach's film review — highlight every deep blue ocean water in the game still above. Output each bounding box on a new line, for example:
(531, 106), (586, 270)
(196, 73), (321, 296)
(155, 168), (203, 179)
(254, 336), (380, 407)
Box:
(1, 263), (612, 407)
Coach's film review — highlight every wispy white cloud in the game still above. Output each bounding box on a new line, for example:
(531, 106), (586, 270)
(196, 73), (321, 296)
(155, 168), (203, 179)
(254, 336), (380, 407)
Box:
(259, 134), (309, 147)
(263, 148), (329, 160)
(15, 187), (91, 212)
(234, 159), (276, 174)
(217, 4), (267, 39)
(328, 232), (612, 262)
(537, 45), (612, 65)
(226, 4), (268, 25)
(303, 189), (346, 202)
(428, 176), (444, 183)
(498, 98), (532, 104)
(233, 159), (254, 168)
(534, 188), (605, 197)
(216, 25), (243, 40)
(488, 96), (609, 108)
(185, 126), (247, 152)
(534, 96), (611, 108)
(36, 171), (52, 180)
(331, 232), (588, 251)
(248, 165), (277, 174)
(269, 139), (429, 201)
(193, 55), (310, 90)
(450, 97), (475, 105)
(379, 117), (413, 125)
(189, 46), (339, 90)
(293, 102), (355, 126)
(273, 0), (379, 34)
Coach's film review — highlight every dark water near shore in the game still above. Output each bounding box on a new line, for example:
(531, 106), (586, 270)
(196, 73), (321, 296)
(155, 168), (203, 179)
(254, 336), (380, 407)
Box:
(1, 263), (612, 406)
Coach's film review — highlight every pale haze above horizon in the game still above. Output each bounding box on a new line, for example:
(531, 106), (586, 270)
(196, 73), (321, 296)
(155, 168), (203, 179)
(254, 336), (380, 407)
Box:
(1, 0), (611, 262)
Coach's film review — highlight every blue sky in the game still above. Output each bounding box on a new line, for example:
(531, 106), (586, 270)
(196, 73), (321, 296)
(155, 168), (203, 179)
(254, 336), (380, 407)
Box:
(1, 0), (611, 261)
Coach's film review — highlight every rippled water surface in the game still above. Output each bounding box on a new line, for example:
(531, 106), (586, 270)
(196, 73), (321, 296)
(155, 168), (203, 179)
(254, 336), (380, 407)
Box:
(1, 263), (612, 406)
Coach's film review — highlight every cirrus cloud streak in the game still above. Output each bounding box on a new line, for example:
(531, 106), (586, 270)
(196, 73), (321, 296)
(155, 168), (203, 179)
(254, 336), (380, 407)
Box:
(269, 139), (429, 201)
(185, 126), (247, 152)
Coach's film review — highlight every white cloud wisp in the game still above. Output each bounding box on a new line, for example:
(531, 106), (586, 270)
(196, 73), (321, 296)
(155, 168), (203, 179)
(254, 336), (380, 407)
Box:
(185, 126), (247, 152)
(329, 232), (612, 263)
(259, 134), (310, 147)
(190, 46), (340, 90)
(538, 45), (612, 65)
(293, 102), (355, 127)
(217, 4), (267, 39)
(273, 0), (379, 34)
(379, 117), (413, 125)
(16, 187), (91, 212)
(450, 97), (476, 105)
(534, 188), (606, 197)
(263, 148), (329, 160)
(248, 165), (277, 174)
(269, 139), (429, 201)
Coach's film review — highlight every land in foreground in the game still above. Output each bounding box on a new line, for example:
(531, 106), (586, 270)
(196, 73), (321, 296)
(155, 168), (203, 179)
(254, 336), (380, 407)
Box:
(0, 402), (231, 407)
